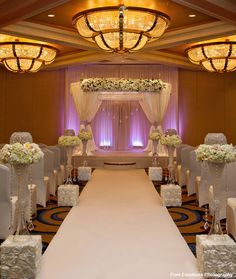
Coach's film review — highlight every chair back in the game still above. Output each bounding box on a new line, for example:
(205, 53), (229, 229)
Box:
(0, 164), (11, 203)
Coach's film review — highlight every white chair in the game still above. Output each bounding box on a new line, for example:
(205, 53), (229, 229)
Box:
(227, 198), (236, 240)
(187, 150), (201, 196)
(175, 144), (188, 184)
(0, 164), (18, 239)
(47, 146), (64, 185)
(179, 145), (195, 186)
(30, 158), (50, 207)
(42, 148), (57, 196)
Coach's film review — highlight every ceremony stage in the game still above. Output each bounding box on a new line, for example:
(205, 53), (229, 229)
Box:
(73, 150), (169, 169)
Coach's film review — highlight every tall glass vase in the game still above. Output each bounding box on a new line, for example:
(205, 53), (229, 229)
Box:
(207, 162), (224, 235)
(13, 164), (30, 235)
(152, 140), (159, 167)
(167, 145), (175, 184)
(65, 145), (74, 184)
(82, 140), (88, 156)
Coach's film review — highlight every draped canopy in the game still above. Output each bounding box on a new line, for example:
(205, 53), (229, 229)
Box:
(70, 80), (171, 127)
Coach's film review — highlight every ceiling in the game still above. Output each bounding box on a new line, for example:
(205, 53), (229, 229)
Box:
(0, 0), (236, 70)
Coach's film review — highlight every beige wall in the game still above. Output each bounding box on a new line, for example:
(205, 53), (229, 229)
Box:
(179, 69), (236, 146)
(0, 67), (65, 145)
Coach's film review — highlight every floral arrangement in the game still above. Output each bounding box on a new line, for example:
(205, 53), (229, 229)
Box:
(78, 130), (92, 141)
(149, 130), (162, 141)
(58, 135), (80, 146)
(161, 134), (182, 146)
(195, 144), (236, 163)
(0, 142), (43, 165)
(80, 78), (167, 93)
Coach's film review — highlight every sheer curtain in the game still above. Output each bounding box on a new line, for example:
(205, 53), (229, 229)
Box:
(65, 65), (178, 135)
(92, 100), (150, 150)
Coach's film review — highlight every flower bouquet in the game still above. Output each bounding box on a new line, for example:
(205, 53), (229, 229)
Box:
(0, 142), (43, 165)
(161, 134), (182, 184)
(58, 135), (80, 146)
(161, 134), (182, 146)
(58, 136), (80, 184)
(78, 130), (92, 141)
(0, 142), (43, 235)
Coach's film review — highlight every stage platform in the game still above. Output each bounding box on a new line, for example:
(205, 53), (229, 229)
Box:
(73, 150), (168, 168)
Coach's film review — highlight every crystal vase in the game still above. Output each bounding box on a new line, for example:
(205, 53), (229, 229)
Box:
(13, 164), (30, 235)
(207, 162), (225, 235)
(152, 139), (158, 155)
(167, 145), (175, 184)
(65, 145), (74, 184)
(82, 140), (88, 156)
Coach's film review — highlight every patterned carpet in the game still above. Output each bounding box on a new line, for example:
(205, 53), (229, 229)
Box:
(1, 170), (227, 256)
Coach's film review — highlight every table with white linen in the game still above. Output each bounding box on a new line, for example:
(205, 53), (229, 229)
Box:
(37, 169), (202, 279)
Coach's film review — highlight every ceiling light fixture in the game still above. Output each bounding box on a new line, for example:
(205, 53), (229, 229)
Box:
(186, 41), (236, 73)
(48, 14), (55, 17)
(72, 5), (170, 53)
(188, 14), (196, 18)
(0, 41), (58, 73)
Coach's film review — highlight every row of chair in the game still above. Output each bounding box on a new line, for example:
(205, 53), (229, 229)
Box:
(0, 144), (67, 239)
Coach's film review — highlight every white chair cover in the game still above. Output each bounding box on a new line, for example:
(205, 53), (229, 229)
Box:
(47, 146), (64, 185)
(0, 164), (18, 239)
(42, 148), (57, 196)
(180, 146), (195, 186)
(187, 150), (201, 196)
(176, 144), (188, 166)
(31, 158), (50, 207)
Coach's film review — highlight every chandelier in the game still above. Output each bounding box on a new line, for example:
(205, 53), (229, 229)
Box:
(72, 5), (170, 53)
(186, 41), (236, 73)
(0, 41), (58, 73)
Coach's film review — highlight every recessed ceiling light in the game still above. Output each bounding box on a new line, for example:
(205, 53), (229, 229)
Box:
(48, 14), (55, 18)
(188, 14), (196, 18)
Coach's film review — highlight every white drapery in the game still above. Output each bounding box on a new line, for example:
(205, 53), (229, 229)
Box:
(139, 83), (171, 124)
(70, 82), (102, 122)
(65, 65), (178, 133)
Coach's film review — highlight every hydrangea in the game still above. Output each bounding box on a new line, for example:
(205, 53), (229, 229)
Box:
(0, 142), (43, 165)
(161, 134), (182, 146)
(58, 136), (80, 146)
(78, 130), (92, 141)
(195, 144), (236, 163)
(149, 130), (162, 140)
(80, 78), (167, 93)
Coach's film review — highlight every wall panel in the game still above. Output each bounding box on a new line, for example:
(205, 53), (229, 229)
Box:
(179, 69), (236, 146)
(0, 68), (65, 145)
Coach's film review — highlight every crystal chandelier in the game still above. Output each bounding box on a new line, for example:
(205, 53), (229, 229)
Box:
(72, 5), (170, 53)
(186, 41), (236, 73)
(0, 41), (58, 73)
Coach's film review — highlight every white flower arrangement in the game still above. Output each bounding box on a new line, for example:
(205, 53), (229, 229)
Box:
(149, 130), (162, 141)
(80, 78), (166, 93)
(78, 130), (92, 141)
(195, 144), (236, 163)
(58, 135), (80, 146)
(0, 142), (43, 165)
(161, 134), (182, 146)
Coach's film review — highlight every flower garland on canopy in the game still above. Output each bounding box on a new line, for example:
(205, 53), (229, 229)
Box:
(0, 142), (43, 165)
(195, 144), (236, 163)
(80, 78), (167, 93)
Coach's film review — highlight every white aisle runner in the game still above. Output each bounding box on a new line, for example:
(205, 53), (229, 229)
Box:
(37, 169), (202, 279)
